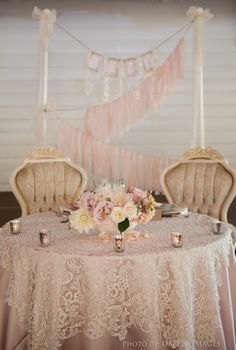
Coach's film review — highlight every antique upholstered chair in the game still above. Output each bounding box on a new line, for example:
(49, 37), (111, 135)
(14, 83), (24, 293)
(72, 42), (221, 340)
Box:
(10, 147), (87, 216)
(160, 147), (236, 223)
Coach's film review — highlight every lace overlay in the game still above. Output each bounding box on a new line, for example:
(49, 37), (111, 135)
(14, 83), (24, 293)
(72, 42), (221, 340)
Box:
(0, 212), (232, 350)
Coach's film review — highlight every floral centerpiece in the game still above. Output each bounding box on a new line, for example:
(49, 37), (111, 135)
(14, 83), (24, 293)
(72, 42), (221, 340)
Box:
(68, 183), (157, 236)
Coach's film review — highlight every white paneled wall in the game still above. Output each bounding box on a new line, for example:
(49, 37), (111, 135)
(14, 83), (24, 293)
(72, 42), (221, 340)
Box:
(0, 0), (236, 191)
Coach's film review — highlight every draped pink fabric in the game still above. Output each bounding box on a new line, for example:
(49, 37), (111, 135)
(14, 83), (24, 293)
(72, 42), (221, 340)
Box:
(56, 120), (175, 191)
(84, 39), (184, 141)
(56, 40), (185, 191)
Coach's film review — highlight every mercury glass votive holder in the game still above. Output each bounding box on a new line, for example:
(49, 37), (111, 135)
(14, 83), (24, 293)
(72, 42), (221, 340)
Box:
(211, 220), (223, 235)
(171, 232), (183, 248)
(114, 234), (125, 252)
(39, 229), (51, 247)
(9, 219), (21, 234)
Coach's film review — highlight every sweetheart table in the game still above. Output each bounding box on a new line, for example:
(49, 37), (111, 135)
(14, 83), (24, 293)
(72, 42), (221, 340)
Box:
(0, 212), (235, 350)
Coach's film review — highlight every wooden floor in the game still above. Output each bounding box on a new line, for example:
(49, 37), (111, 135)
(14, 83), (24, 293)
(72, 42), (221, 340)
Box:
(0, 192), (21, 227)
(0, 192), (236, 227)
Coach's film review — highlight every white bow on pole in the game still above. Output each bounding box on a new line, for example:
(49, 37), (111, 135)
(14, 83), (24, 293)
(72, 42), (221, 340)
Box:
(32, 7), (57, 147)
(32, 7), (57, 43)
(186, 6), (213, 149)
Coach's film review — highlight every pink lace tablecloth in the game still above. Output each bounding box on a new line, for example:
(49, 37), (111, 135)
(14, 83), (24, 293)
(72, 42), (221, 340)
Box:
(0, 212), (235, 350)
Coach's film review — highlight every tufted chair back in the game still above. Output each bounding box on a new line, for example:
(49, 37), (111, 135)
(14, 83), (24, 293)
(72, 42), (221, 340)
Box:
(160, 147), (236, 223)
(10, 147), (87, 216)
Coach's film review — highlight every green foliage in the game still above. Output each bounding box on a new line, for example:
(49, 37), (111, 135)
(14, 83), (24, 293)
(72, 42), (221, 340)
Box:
(118, 218), (129, 233)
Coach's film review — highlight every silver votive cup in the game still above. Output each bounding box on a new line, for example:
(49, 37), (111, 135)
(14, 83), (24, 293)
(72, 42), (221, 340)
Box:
(10, 219), (21, 234)
(114, 234), (125, 252)
(39, 229), (51, 247)
(211, 220), (223, 235)
(171, 232), (183, 248)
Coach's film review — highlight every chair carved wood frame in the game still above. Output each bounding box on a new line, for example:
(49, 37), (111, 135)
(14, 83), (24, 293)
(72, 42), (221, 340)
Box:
(10, 147), (88, 216)
(160, 147), (236, 223)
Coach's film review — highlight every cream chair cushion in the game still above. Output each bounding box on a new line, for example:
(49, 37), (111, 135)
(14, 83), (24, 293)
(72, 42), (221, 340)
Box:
(161, 147), (236, 223)
(10, 148), (87, 216)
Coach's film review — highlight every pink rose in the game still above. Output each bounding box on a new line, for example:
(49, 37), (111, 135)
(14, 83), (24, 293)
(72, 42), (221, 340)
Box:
(130, 188), (146, 202)
(93, 200), (114, 225)
(80, 191), (98, 213)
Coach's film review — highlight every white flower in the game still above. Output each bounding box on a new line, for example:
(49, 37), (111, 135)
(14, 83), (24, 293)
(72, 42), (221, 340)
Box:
(111, 207), (126, 224)
(69, 208), (95, 233)
(113, 192), (132, 206)
(124, 202), (138, 220)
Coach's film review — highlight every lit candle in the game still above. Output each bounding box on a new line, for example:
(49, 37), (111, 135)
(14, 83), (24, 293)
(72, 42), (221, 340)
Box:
(171, 232), (183, 248)
(114, 234), (125, 252)
(10, 219), (21, 234)
(39, 229), (51, 247)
